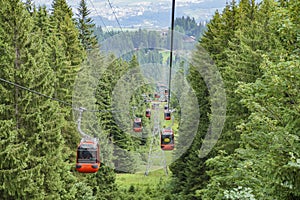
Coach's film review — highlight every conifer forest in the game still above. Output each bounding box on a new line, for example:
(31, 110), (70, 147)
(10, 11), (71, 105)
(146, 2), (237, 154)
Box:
(0, 0), (299, 199)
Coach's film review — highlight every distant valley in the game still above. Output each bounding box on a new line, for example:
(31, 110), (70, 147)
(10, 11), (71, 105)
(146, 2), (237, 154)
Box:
(90, 0), (226, 28)
(34, 0), (226, 28)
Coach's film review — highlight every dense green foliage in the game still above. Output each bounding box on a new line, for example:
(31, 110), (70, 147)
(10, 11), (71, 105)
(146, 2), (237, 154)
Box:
(170, 0), (300, 199)
(1, 0), (299, 199)
(76, 0), (98, 51)
(0, 0), (78, 199)
(175, 16), (206, 39)
(0, 0), (116, 199)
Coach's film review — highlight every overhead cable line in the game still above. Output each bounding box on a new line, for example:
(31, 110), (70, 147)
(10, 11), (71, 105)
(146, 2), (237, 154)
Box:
(0, 77), (124, 113)
(0, 77), (73, 107)
(167, 0), (175, 110)
(106, 0), (123, 32)
(87, 0), (113, 34)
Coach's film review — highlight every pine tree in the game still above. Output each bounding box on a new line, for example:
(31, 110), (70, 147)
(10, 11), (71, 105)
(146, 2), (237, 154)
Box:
(273, 0), (300, 54)
(197, 0), (300, 198)
(76, 0), (98, 51)
(90, 166), (119, 199)
(49, 0), (86, 165)
(0, 1), (77, 198)
(169, 39), (227, 197)
(95, 57), (133, 172)
(51, 0), (85, 101)
(174, 16), (205, 39)
(216, 0), (262, 154)
(169, 67), (210, 197)
(231, 58), (300, 199)
(209, 1), (300, 198)
(169, 2), (240, 198)
(200, 10), (225, 67)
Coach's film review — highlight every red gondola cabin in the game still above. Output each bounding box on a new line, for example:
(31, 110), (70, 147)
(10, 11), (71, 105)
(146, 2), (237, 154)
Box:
(145, 109), (151, 118)
(164, 89), (168, 96)
(164, 110), (171, 120)
(161, 128), (174, 150)
(164, 105), (168, 110)
(133, 118), (142, 132)
(76, 139), (100, 173)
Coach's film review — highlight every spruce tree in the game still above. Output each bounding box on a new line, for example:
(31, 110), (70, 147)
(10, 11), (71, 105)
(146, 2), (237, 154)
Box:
(0, 1), (77, 199)
(50, 0), (86, 164)
(170, 64), (211, 197)
(228, 58), (300, 199)
(200, 10), (222, 60)
(76, 0), (98, 51)
(198, 0), (300, 198)
(95, 56), (143, 173)
(51, 0), (85, 101)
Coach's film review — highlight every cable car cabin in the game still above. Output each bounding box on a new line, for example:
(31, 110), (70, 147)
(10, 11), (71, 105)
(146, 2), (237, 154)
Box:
(164, 110), (171, 120)
(164, 89), (168, 96)
(76, 139), (100, 173)
(164, 105), (168, 110)
(161, 128), (174, 150)
(145, 109), (151, 118)
(133, 118), (142, 132)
